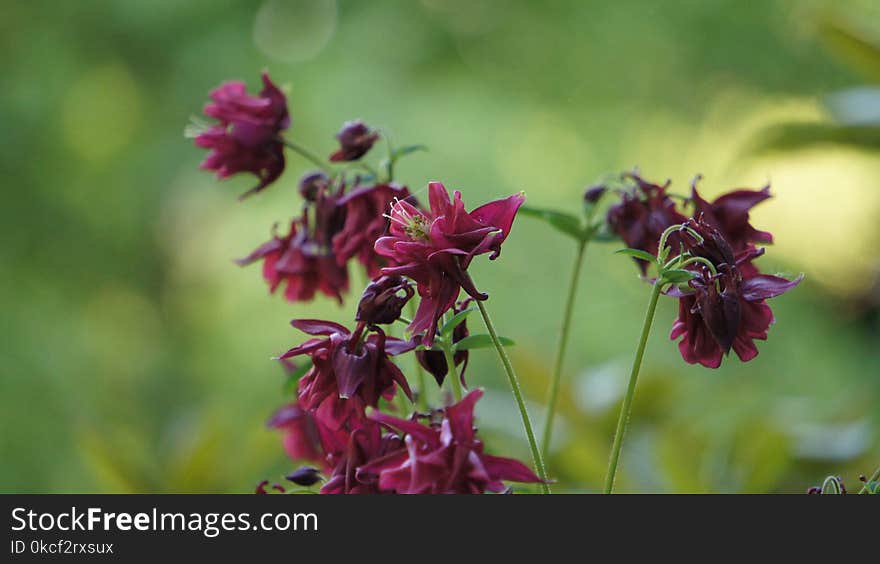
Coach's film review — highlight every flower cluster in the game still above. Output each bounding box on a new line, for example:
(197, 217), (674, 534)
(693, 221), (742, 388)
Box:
(607, 173), (801, 368)
(190, 69), (810, 494)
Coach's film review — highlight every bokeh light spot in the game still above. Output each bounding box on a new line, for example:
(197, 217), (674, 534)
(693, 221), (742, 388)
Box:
(253, 0), (337, 63)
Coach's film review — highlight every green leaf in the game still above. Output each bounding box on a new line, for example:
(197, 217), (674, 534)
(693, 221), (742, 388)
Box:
(818, 18), (880, 82)
(662, 269), (698, 284)
(283, 360), (312, 394)
(748, 122), (880, 154)
(519, 205), (586, 241)
(440, 307), (477, 336)
(453, 334), (515, 351)
(615, 248), (657, 263)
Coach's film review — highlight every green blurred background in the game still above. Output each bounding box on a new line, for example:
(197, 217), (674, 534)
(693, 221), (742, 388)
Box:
(2, 0), (879, 493)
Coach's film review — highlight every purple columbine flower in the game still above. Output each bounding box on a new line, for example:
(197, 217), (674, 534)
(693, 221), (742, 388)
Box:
(333, 183), (413, 278)
(607, 173), (687, 273)
(236, 219), (349, 303)
(357, 389), (544, 494)
(690, 179), (773, 253)
(194, 72), (290, 198)
(374, 181), (524, 344)
(278, 319), (416, 431)
(329, 120), (379, 162)
(669, 220), (802, 368)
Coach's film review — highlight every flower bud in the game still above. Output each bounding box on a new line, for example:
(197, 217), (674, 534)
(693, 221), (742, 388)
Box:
(356, 275), (414, 325)
(583, 184), (607, 205)
(286, 466), (323, 487)
(330, 120), (379, 162)
(298, 171), (330, 202)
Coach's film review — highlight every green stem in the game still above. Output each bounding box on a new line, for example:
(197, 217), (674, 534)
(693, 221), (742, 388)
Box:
(282, 139), (331, 173)
(541, 239), (588, 463)
(475, 298), (551, 494)
(407, 301), (429, 412)
(603, 280), (663, 494)
(859, 463), (880, 494)
(441, 341), (463, 401)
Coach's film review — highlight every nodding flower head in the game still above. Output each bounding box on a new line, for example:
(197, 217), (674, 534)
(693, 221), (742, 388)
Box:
(330, 120), (379, 162)
(193, 72), (290, 198)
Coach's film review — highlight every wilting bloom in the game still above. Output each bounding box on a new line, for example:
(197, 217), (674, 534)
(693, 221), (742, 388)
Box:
(321, 421), (405, 494)
(194, 72), (290, 198)
(333, 183), (412, 277)
(278, 320), (415, 431)
(358, 389), (543, 494)
(356, 275), (414, 326)
(286, 466), (323, 487)
(375, 181), (524, 343)
(690, 179), (773, 253)
(330, 120), (379, 162)
(607, 173), (687, 273)
(669, 220), (801, 368)
(236, 219), (349, 303)
(416, 299), (472, 387)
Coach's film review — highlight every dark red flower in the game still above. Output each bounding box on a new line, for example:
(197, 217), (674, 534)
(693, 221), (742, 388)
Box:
(321, 421), (404, 494)
(669, 220), (801, 368)
(416, 299), (472, 387)
(358, 389), (543, 494)
(278, 320), (415, 431)
(329, 120), (379, 162)
(356, 275), (415, 326)
(194, 72), (290, 198)
(690, 180), (773, 253)
(607, 173), (687, 273)
(266, 402), (341, 466)
(236, 219), (349, 303)
(375, 182), (524, 343)
(333, 183), (412, 277)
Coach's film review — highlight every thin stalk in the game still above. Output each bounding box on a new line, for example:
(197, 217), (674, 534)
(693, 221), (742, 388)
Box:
(474, 298), (551, 494)
(859, 463), (880, 494)
(282, 139), (331, 173)
(541, 239), (588, 463)
(441, 341), (463, 402)
(407, 300), (429, 412)
(603, 280), (663, 494)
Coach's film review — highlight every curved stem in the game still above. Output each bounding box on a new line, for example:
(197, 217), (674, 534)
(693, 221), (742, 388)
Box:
(281, 139), (331, 173)
(541, 239), (588, 463)
(604, 280), (663, 493)
(475, 298), (551, 494)
(859, 463), (880, 494)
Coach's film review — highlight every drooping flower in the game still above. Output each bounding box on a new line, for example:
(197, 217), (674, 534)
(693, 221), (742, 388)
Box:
(358, 389), (543, 494)
(194, 72), (290, 198)
(333, 183), (413, 277)
(375, 181), (524, 343)
(278, 319), (415, 431)
(669, 220), (801, 368)
(321, 421), (404, 494)
(329, 120), (379, 162)
(416, 299), (472, 387)
(236, 219), (349, 303)
(266, 402), (331, 465)
(607, 173), (687, 273)
(356, 275), (415, 326)
(690, 180), (773, 253)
